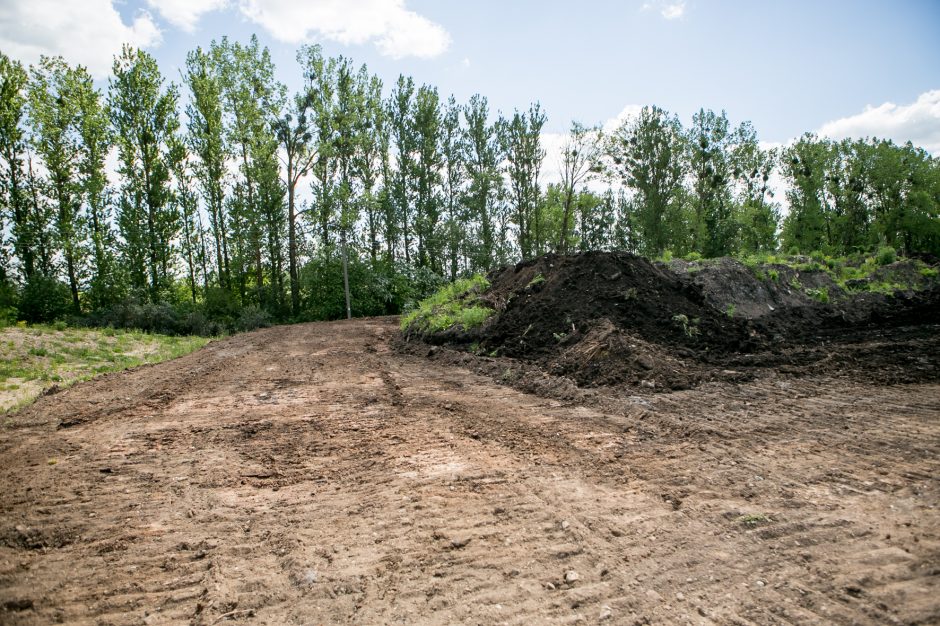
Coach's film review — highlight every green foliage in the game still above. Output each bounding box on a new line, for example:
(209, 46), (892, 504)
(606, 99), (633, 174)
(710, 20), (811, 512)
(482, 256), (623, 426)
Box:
(671, 313), (700, 337)
(725, 303), (736, 317)
(736, 514), (773, 526)
(527, 273), (545, 288)
(17, 275), (73, 323)
(400, 275), (493, 334)
(806, 287), (829, 303)
(875, 246), (897, 266)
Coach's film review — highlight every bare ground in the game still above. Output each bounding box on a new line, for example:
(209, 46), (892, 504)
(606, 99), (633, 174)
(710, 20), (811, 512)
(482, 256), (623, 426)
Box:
(0, 317), (938, 625)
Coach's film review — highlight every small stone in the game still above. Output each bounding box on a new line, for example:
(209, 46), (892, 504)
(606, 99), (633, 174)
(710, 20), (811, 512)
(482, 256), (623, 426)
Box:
(599, 605), (612, 620)
(756, 580), (766, 587)
(450, 536), (471, 549)
(564, 570), (580, 584)
(675, 592), (685, 601)
(545, 582), (556, 591)
(560, 520), (570, 530)
(645, 589), (663, 601)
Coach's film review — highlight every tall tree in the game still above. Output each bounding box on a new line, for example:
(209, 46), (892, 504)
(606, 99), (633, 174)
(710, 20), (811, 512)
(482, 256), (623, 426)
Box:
(730, 121), (779, 253)
(353, 68), (385, 267)
(687, 108), (734, 256)
(275, 47), (320, 315)
(557, 121), (600, 253)
(168, 137), (206, 303)
(0, 53), (35, 281)
(75, 66), (119, 309)
(462, 94), (501, 270)
(608, 106), (685, 255)
(781, 134), (830, 253)
(501, 103), (546, 259)
(388, 75), (416, 264)
(109, 45), (180, 301)
(184, 46), (230, 289)
(28, 56), (87, 312)
(440, 95), (465, 279)
(213, 36), (285, 306)
(412, 84), (443, 271)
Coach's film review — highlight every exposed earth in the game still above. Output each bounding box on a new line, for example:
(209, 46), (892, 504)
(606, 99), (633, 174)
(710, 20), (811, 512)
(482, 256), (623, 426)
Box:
(1, 309), (938, 624)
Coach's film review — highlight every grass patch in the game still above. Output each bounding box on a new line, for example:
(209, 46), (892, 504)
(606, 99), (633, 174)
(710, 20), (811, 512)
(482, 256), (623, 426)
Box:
(0, 325), (211, 414)
(736, 513), (773, 527)
(400, 275), (494, 334)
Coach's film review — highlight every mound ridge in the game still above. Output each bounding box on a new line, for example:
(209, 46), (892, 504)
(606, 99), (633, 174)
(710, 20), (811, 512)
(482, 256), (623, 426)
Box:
(406, 251), (940, 392)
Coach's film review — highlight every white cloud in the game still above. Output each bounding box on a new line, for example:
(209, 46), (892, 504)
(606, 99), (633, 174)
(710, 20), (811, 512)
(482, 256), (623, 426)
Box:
(642, 1), (686, 20)
(146, 0), (229, 32)
(236, 0), (450, 58)
(0, 0), (162, 79)
(817, 90), (940, 154)
(661, 2), (686, 19)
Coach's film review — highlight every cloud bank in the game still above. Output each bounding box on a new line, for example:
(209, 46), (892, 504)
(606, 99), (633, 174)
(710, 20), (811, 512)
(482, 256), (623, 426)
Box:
(0, 0), (161, 78)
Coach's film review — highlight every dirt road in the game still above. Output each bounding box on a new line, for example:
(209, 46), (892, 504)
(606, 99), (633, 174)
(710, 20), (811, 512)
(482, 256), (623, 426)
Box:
(1, 318), (938, 625)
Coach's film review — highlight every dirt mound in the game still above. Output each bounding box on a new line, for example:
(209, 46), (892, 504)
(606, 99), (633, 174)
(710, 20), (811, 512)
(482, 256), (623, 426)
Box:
(479, 252), (756, 355)
(410, 252), (940, 392)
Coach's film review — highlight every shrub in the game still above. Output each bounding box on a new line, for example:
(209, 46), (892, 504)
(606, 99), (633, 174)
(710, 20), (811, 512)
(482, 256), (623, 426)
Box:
(17, 276), (73, 323)
(236, 305), (272, 332)
(875, 246), (897, 266)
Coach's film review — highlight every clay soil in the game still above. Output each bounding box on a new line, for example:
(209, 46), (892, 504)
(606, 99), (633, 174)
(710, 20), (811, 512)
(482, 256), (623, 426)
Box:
(1, 317), (939, 625)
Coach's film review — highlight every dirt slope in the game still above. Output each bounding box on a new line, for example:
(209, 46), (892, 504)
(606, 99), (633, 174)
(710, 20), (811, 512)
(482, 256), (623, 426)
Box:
(1, 318), (938, 625)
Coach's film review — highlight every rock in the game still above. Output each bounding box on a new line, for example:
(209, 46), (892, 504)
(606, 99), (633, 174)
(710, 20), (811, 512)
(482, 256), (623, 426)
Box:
(599, 605), (612, 620)
(756, 579), (766, 587)
(636, 354), (655, 370)
(675, 592), (685, 601)
(645, 589), (663, 601)
(449, 536), (471, 549)
(560, 520), (570, 530)
(545, 582), (556, 591)
(564, 570), (580, 584)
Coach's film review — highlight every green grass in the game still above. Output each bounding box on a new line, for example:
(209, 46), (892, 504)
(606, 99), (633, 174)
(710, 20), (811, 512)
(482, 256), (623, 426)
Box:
(400, 275), (494, 334)
(736, 513), (773, 527)
(1, 325), (211, 414)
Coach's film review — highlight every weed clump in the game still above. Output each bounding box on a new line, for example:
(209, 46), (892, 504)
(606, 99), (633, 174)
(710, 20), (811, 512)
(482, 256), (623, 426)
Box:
(400, 275), (494, 335)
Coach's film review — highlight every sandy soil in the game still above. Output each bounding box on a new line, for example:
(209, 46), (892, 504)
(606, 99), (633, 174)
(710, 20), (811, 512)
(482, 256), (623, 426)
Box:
(1, 317), (937, 625)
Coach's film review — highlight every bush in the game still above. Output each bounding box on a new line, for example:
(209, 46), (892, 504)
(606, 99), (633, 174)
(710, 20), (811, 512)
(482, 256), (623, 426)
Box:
(236, 305), (271, 331)
(875, 246), (897, 266)
(17, 275), (73, 323)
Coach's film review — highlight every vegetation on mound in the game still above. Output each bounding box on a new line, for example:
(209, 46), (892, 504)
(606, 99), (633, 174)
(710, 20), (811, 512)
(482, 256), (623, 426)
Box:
(0, 324), (210, 414)
(730, 249), (939, 295)
(400, 276), (493, 334)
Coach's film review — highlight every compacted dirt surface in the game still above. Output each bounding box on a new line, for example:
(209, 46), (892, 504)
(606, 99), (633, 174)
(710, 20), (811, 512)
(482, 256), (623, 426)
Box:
(1, 317), (939, 625)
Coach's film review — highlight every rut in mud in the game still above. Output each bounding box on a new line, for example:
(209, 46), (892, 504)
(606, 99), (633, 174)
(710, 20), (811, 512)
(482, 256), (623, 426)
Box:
(1, 318), (938, 625)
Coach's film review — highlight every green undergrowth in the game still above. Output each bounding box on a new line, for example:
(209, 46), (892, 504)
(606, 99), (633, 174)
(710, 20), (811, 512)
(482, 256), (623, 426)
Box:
(400, 275), (494, 334)
(736, 249), (939, 295)
(1, 324), (211, 414)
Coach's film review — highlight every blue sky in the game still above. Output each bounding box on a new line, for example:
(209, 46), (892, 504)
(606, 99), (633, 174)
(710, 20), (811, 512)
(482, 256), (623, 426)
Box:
(1, 0), (939, 150)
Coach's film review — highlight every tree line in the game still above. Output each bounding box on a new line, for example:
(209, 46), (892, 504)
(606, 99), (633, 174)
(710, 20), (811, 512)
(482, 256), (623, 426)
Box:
(1, 38), (938, 330)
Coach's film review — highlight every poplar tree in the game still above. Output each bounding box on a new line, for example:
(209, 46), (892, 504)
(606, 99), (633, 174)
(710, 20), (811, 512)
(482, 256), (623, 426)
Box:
(608, 106), (685, 255)
(0, 53), (35, 281)
(28, 56), (87, 312)
(109, 45), (180, 301)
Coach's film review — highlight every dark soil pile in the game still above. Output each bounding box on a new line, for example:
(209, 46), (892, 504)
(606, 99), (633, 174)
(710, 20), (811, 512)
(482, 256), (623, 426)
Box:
(407, 252), (940, 392)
